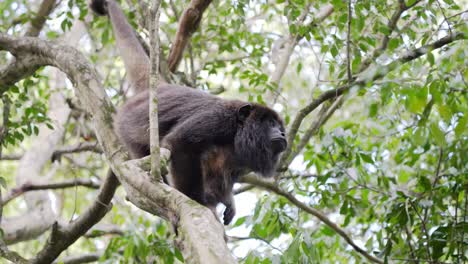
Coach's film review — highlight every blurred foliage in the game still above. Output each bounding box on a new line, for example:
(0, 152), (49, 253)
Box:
(0, 0), (467, 263)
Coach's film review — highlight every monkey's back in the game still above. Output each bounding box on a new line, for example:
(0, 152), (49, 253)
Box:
(114, 83), (239, 157)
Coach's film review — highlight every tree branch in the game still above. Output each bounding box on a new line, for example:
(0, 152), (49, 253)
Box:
(0, 55), (46, 95)
(240, 174), (384, 264)
(167, 0), (212, 72)
(84, 224), (124, 238)
(52, 252), (102, 264)
(0, 240), (28, 264)
(358, 0), (422, 73)
(1, 141), (102, 160)
(281, 96), (343, 167)
(0, 0), (58, 94)
(2, 179), (100, 206)
(0, 96), (11, 158)
(149, 0), (163, 181)
(25, 0), (58, 37)
(233, 184), (255, 195)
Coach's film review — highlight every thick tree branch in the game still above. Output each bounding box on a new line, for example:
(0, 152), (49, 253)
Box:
(240, 174), (384, 264)
(2, 179), (100, 206)
(167, 0), (212, 72)
(0, 56), (46, 94)
(0, 0), (57, 94)
(283, 32), (466, 163)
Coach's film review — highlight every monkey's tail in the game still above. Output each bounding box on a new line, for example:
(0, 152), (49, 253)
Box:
(90, 0), (108, 16)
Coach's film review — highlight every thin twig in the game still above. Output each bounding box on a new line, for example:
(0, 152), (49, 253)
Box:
(233, 184), (255, 195)
(408, 200), (433, 262)
(149, 0), (163, 182)
(1, 141), (102, 160)
(346, 0), (352, 82)
(228, 236), (284, 253)
(2, 178), (101, 206)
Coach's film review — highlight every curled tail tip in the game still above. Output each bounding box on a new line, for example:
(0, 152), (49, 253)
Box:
(90, 0), (108, 16)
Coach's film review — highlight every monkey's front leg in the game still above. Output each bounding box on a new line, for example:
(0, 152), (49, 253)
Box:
(223, 192), (236, 225)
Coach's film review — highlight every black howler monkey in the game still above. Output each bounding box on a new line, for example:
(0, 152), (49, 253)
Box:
(90, 0), (287, 225)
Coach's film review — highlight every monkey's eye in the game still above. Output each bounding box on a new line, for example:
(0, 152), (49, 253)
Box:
(268, 119), (276, 127)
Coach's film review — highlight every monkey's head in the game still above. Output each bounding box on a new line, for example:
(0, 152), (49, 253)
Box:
(234, 104), (287, 177)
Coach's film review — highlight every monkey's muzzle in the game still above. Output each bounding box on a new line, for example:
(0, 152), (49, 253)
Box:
(272, 137), (287, 154)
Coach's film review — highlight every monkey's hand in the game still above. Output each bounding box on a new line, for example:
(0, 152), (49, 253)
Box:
(223, 202), (236, 225)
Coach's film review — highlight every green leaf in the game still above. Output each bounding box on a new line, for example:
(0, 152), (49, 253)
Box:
(407, 92), (427, 114)
(388, 38), (399, 50)
(330, 46), (338, 58)
(454, 115), (467, 137)
(369, 103), (378, 117)
(0, 177), (7, 189)
(296, 62), (302, 74)
(360, 153), (374, 164)
(398, 171), (410, 184)
(232, 216), (246, 227)
(427, 51), (435, 65)
(413, 127), (427, 145)
(33, 125), (39, 135)
(10, 85), (19, 93)
(418, 176), (432, 191)
(407, 0), (417, 7)
(321, 226), (335, 236)
(174, 248), (184, 263)
(430, 123), (445, 146)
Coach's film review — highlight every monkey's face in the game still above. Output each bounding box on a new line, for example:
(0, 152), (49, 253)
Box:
(234, 105), (287, 177)
(268, 118), (287, 155)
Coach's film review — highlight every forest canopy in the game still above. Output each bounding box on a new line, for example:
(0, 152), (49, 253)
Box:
(0, 0), (466, 263)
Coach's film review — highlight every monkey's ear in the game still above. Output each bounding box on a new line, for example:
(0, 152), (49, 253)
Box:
(237, 104), (252, 123)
